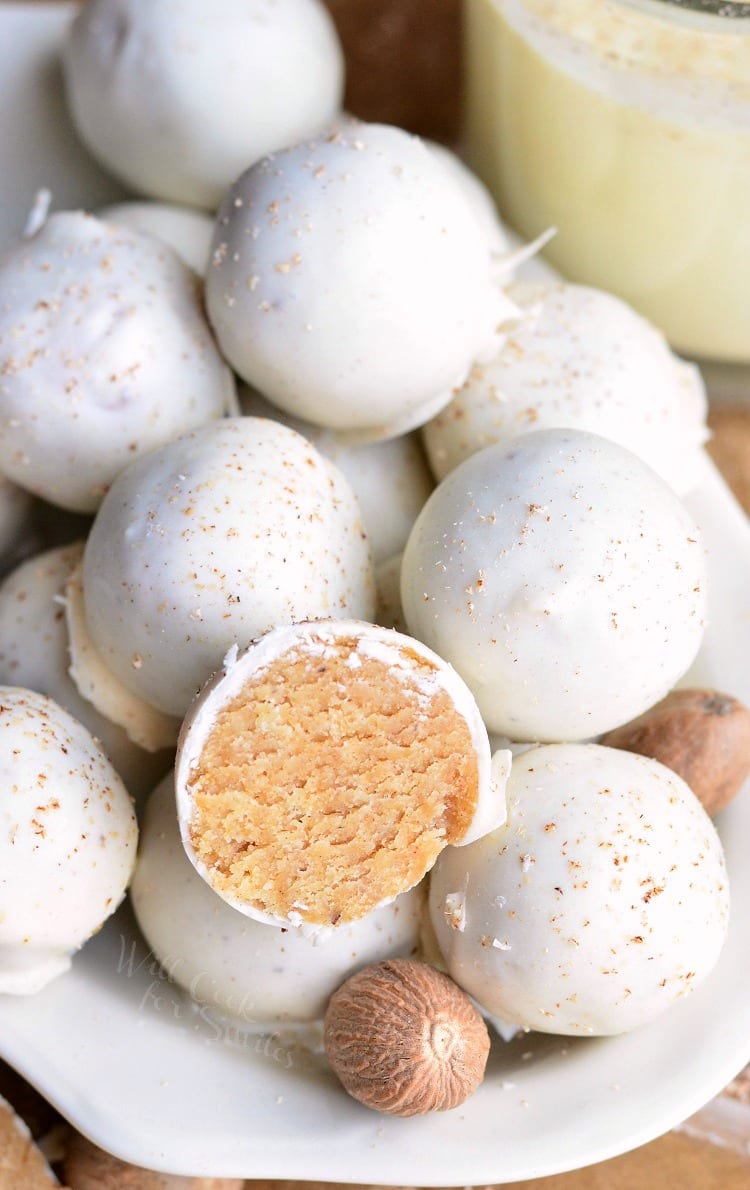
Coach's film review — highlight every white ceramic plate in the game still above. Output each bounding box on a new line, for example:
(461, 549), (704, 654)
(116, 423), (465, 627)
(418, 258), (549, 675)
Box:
(1, 4), (750, 1182)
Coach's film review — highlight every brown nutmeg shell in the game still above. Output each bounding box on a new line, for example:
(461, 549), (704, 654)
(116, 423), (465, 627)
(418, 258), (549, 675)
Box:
(63, 1131), (243, 1190)
(601, 688), (750, 816)
(324, 958), (490, 1117)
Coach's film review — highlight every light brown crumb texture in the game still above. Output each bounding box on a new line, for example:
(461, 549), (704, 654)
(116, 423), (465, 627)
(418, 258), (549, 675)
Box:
(188, 637), (478, 925)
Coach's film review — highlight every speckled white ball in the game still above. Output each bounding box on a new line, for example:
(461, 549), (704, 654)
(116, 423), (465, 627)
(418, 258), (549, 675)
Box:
(402, 429), (706, 742)
(430, 744), (729, 1036)
(175, 619), (509, 932)
(132, 773), (424, 1022)
(0, 686), (137, 994)
(82, 418), (375, 717)
(65, 558), (181, 754)
(423, 283), (708, 493)
(64, 0), (344, 209)
(426, 143), (512, 257)
(0, 545), (171, 803)
(0, 213), (235, 512)
(420, 149), (559, 287)
(207, 123), (513, 438)
(240, 388), (434, 562)
(98, 201), (214, 274)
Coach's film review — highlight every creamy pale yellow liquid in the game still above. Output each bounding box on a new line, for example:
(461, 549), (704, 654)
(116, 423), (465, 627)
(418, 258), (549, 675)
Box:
(466, 0), (750, 361)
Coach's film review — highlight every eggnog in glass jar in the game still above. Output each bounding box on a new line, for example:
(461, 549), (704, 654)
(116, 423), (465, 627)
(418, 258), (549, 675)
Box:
(466, 0), (750, 362)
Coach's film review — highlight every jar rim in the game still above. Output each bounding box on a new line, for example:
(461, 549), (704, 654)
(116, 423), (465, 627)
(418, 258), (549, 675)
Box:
(620, 0), (750, 17)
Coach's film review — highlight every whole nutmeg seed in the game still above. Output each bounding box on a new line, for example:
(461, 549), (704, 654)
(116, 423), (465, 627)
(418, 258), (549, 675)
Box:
(324, 957), (490, 1117)
(63, 1131), (244, 1189)
(601, 688), (750, 816)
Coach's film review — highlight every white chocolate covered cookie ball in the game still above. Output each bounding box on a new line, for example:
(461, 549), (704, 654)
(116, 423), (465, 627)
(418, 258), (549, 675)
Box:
(240, 388), (434, 562)
(132, 773), (424, 1023)
(402, 429), (706, 742)
(0, 687), (137, 994)
(427, 142), (512, 257)
(424, 283), (708, 494)
(207, 124), (515, 438)
(82, 418), (375, 717)
(430, 744), (729, 1036)
(98, 201), (214, 275)
(64, 559), (181, 754)
(176, 620), (508, 929)
(0, 213), (235, 512)
(64, 0), (344, 209)
(0, 545), (172, 802)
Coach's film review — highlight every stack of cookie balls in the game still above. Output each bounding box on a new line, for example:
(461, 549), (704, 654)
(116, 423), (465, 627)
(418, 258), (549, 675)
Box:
(0, 0), (738, 1123)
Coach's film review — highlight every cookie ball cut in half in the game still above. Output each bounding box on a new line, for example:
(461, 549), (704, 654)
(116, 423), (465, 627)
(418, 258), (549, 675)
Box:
(402, 428), (707, 742)
(430, 744), (730, 1036)
(176, 621), (509, 929)
(82, 418), (375, 717)
(0, 687), (137, 995)
(64, 0), (344, 208)
(207, 123), (516, 438)
(132, 773), (424, 1023)
(0, 212), (235, 512)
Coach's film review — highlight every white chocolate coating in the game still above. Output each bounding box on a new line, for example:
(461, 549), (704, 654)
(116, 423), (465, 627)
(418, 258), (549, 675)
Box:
(427, 142), (512, 257)
(98, 201), (214, 275)
(64, 0), (344, 209)
(65, 562), (181, 752)
(402, 428), (706, 742)
(207, 124), (515, 438)
(0, 545), (171, 803)
(331, 130), (558, 290)
(0, 686), (137, 994)
(83, 419), (376, 717)
(133, 773), (425, 1023)
(507, 232), (561, 286)
(176, 621), (509, 928)
(424, 283), (708, 494)
(430, 744), (729, 1036)
(239, 388), (434, 563)
(0, 212), (235, 512)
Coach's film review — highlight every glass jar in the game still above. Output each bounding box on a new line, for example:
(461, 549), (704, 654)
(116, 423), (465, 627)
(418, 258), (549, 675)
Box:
(465, 0), (750, 362)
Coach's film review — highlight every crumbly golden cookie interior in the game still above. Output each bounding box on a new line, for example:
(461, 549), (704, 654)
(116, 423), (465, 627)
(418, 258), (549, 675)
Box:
(186, 634), (479, 926)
